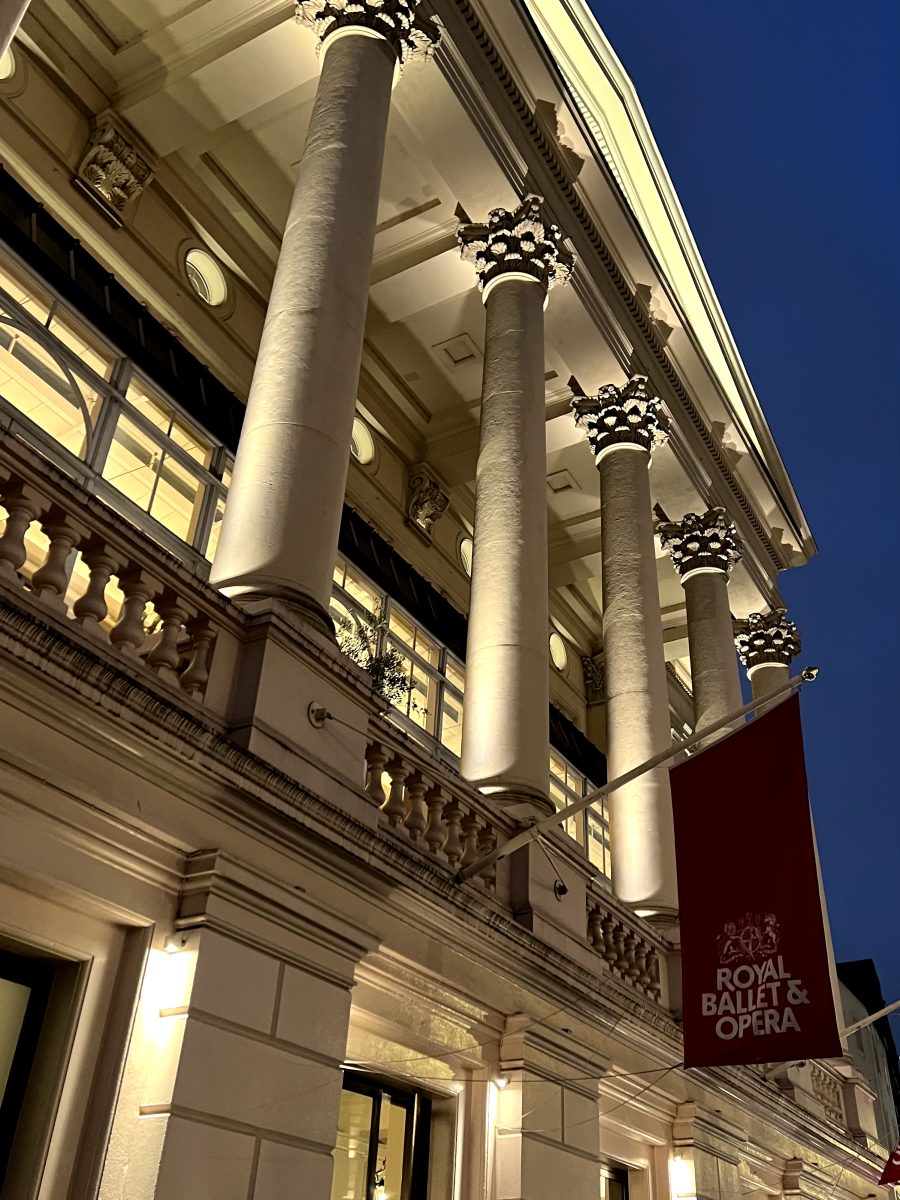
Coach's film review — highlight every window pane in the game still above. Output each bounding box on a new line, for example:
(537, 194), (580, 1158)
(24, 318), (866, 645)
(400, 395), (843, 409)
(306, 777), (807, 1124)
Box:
(0, 978), (31, 1102)
(47, 309), (112, 380)
(388, 608), (416, 651)
(102, 413), (160, 511)
(445, 658), (465, 692)
(204, 492), (226, 561)
(331, 1090), (374, 1200)
(149, 453), (205, 543)
(0, 258), (51, 322)
(0, 326), (98, 457)
(125, 377), (172, 433)
(439, 688), (464, 757)
(380, 1099), (408, 1200)
(342, 566), (380, 614)
(169, 415), (212, 468)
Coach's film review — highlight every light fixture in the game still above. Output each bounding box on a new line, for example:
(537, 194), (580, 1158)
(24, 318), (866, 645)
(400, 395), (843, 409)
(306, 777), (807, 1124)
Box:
(492, 1074), (509, 1089)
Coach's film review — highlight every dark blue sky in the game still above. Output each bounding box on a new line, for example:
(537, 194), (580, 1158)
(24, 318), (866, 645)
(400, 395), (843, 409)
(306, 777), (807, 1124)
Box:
(588, 0), (900, 1028)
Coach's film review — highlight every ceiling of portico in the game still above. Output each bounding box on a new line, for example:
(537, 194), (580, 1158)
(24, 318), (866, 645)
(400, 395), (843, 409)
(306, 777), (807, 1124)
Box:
(32, 0), (785, 646)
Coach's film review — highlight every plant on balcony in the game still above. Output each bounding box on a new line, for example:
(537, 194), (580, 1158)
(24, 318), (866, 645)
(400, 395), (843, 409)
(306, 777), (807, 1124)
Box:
(335, 605), (424, 715)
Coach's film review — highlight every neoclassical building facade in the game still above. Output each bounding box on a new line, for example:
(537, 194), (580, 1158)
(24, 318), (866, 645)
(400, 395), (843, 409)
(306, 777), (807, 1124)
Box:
(0, 1), (893, 1198)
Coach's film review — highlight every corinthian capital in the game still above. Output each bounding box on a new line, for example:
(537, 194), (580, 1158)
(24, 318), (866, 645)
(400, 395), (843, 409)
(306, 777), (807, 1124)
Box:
(571, 375), (669, 461)
(734, 609), (801, 670)
(657, 508), (742, 579)
(296, 0), (440, 62)
(458, 195), (575, 297)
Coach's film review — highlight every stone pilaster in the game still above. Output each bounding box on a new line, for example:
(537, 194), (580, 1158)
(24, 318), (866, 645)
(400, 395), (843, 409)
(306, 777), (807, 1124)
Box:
(573, 377), (676, 915)
(658, 508), (743, 742)
(210, 1), (438, 633)
(734, 608), (801, 701)
(458, 196), (573, 817)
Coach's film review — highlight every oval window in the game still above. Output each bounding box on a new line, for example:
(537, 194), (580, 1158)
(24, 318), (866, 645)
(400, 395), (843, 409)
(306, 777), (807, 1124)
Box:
(185, 248), (228, 307)
(350, 417), (376, 465)
(459, 536), (473, 577)
(549, 631), (568, 672)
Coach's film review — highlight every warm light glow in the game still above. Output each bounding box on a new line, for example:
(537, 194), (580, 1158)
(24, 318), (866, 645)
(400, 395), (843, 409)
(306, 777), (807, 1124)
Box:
(493, 1075), (510, 1089)
(669, 1154), (695, 1200)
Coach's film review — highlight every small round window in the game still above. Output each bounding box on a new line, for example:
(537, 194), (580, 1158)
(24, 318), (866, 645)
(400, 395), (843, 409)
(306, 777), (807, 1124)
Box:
(185, 248), (228, 307)
(459, 536), (473, 577)
(0, 49), (15, 81)
(350, 417), (375, 465)
(549, 631), (568, 672)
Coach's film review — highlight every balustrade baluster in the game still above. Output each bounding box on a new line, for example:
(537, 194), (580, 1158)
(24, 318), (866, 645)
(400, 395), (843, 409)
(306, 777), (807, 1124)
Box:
(0, 484), (41, 582)
(623, 932), (640, 982)
(382, 759), (409, 827)
(611, 924), (627, 976)
(424, 786), (447, 856)
(403, 773), (428, 841)
(73, 541), (118, 627)
(460, 811), (481, 869)
(647, 949), (661, 1000)
(146, 593), (189, 681)
(588, 905), (604, 951)
(364, 743), (389, 807)
(443, 801), (463, 868)
(601, 915), (618, 966)
(31, 513), (83, 606)
(109, 568), (151, 655)
(180, 617), (215, 697)
(477, 824), (497, 890)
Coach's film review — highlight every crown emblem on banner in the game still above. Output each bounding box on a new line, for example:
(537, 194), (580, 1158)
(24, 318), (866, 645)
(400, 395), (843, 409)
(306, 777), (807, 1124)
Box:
(716, 913), (780, 964)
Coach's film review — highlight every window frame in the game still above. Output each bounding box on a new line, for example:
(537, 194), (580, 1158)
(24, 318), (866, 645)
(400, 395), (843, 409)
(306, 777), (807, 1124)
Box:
(0, 949), (54, 1189)
(335, 1071), (432, 1200)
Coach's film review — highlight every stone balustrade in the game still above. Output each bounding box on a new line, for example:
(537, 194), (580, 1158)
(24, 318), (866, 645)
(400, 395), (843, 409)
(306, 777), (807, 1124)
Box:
(364, 715), (516, 891)
(587, 892), (664, 1002)
(810, 1062), (845, 1124)
(0, 435), (243, 710)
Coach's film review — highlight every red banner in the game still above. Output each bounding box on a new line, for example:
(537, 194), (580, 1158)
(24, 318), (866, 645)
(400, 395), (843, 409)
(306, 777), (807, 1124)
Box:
(880, 1143), (900, 1187)
(671, 695), (842, 1068)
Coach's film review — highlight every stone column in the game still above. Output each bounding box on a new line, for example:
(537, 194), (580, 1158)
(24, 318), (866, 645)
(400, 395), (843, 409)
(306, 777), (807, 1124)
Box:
(572, 377), (676, 915)
(457, 197), (574, 817)
(658, 509), (743, 741)
(209, 1), (439, 633)
(0, 0), (29, 59)
(734, 608), (801, 701)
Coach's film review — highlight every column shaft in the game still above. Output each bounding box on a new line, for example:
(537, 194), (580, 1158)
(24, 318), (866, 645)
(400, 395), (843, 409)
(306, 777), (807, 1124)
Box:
(0, 0), (29, 58)
(599, 446), (676, 912)
(684, 571), (743, 735)
(460, 278), (550, 813)
(748, 661), (790, 702)
(210, 32), (396, 628)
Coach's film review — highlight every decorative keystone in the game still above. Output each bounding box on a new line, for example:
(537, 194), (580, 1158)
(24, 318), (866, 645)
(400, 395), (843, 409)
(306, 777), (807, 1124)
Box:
(657, 507), (742, 578)
(74, 111), (154, 225)
(295, 0), (440, 62)
(407, 463), (449, 540)
(571, 374), (669, 460)
(734, 609), (801, 670)
(458, 195), (575, 295)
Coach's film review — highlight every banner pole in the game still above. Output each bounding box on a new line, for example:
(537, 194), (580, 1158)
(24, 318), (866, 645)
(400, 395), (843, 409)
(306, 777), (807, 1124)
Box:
(453, 666), (819, 885)
(841, 998), (900, 1039)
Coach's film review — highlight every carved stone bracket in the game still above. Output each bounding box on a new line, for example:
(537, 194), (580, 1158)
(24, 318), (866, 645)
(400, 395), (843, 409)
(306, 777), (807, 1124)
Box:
(295, 0), (440, 62)
(571, 374), (669, 461)
(657, 507), (742, 578)
(734, 609), (801, 670)
(581, 651), (605, 705)
(458, 194), (575, 295)
(407, 463), (449, 541)
(74, 111), (154, 226)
